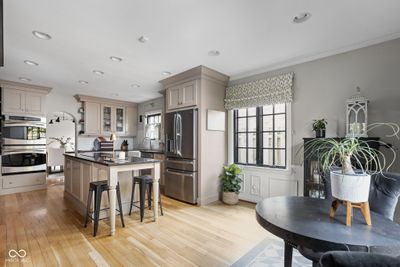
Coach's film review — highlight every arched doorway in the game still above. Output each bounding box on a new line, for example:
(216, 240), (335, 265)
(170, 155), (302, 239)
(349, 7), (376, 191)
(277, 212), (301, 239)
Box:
(46, 111), (78, 177)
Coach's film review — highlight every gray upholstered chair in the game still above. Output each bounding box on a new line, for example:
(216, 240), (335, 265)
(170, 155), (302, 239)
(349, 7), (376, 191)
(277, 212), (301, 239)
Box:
(298, 172), (400, 267)
(319, 251), (400, 267)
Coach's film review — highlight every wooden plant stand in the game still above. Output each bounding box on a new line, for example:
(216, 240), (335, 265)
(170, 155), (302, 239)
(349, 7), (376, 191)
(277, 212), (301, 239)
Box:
(330, 199), (372, 227)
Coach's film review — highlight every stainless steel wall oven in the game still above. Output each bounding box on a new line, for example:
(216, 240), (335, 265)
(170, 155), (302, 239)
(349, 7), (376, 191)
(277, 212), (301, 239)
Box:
(1, 115), (47, 175)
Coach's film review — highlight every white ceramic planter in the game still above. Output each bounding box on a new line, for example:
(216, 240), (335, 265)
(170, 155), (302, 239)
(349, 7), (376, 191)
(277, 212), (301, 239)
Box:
(222, 192), (239, 205)
(330, 170), (371, 203)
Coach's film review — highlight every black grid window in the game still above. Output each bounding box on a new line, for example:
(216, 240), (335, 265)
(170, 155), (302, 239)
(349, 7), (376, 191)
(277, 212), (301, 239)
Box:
(234, 104), (287, 168)
(146, 113), (161, 124)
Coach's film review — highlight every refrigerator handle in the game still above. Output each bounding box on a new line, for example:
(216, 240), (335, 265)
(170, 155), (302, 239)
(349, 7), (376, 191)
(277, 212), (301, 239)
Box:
(173, 113), (177, 154)
(176, 113), (182, 157)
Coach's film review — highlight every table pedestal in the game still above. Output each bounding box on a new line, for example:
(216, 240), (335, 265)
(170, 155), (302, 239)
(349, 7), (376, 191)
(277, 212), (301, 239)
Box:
(330, 199), (372, 227)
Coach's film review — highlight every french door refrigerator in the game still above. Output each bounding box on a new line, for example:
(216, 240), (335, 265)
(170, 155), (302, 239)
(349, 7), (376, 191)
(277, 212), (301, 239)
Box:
(164, 109), (198, 204)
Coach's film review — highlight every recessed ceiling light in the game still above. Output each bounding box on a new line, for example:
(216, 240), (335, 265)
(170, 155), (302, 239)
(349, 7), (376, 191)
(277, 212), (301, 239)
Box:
(32, 30), (52, 40)
(138, 36), (149, 43)
(19, 77), (31, 82)
(93, 70), (104, 75)
(162, 71), (172, 76)
(110, 56), (123, 62)
(131, 83), (141, 88)
(208, 50), (221, 56)
(293, 12), (311, 23)
(24, 60), (39, 66)
(78, 80), (88, 85)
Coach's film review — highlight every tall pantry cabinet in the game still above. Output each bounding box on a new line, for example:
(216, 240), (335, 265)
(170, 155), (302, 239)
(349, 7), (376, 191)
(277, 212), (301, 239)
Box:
(160, 66), (229, 205)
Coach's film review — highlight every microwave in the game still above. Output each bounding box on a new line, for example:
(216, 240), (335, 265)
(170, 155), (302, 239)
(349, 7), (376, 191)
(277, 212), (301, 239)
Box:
(2, 115), (46, 146)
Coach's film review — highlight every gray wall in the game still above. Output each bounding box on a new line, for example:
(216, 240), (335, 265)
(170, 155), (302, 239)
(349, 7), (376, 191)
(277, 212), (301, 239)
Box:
(230, 37), (400, 171)
(230, 37), (400, 221)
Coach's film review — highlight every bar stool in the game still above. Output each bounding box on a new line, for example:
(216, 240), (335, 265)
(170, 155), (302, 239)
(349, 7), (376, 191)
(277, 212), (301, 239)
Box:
(84, 180), (125, 237)
(129, 175), (163, 222)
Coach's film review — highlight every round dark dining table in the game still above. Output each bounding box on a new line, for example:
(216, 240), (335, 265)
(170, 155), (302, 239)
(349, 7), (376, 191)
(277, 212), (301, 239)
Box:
(255, 196), (400, 267)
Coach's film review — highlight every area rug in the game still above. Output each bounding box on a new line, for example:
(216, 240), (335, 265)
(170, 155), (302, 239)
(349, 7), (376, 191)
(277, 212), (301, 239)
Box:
(232, 238), (312, 267)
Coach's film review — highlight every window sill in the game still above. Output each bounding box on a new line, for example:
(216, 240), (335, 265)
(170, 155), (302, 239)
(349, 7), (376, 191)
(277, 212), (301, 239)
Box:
(237, 164), (293, 175)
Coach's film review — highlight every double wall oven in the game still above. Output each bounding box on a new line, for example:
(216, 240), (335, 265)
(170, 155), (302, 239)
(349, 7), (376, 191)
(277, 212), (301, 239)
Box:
(1, 115), (47, 175)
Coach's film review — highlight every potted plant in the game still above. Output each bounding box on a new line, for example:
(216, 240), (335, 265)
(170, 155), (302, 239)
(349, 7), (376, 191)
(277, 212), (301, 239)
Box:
(220, 163), (243, 205)
(312, 119), (327, 138)
(304, 123), (399, 204)
(49, 136), (74, 149)
(121, 140), (129, 152)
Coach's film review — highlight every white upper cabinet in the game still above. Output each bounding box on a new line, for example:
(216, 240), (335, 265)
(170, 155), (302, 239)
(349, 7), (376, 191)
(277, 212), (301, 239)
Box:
(166, 80), (198, 112)
(75, 94), (137, 137)
(101, 104), (113, 135)
(181, 81), (197, 107)
(125, 106), (137, 137)
(84, 102), (101, 135)
(2, 88), (25, 114)
(114, 107), (126, 134)
(100, 105), (126, 135)
(1, 83), (50, 117)
(25, 91), (46, 116)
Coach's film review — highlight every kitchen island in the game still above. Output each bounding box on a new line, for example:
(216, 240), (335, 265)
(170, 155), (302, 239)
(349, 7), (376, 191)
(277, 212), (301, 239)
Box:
(64, 152), (161, 236)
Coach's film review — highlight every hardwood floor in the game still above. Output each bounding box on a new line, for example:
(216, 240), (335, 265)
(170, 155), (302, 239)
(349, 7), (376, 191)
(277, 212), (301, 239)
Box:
(0, 182), (272, 266)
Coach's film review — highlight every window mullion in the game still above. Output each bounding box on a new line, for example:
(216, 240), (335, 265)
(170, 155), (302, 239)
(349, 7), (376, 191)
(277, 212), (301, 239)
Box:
(256, 106), (262, 166)
(272, 105), (276, 167)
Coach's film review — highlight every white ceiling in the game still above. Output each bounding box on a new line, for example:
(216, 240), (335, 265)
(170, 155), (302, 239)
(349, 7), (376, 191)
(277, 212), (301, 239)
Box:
(1, 0), (400, 103)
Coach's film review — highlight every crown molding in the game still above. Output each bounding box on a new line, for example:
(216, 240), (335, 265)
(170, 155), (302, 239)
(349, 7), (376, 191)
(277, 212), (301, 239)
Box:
(230, 32), (400, 82)
(0, 79), (52, 93)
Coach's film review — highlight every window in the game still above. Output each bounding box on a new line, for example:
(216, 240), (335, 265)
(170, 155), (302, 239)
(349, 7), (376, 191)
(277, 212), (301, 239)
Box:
(146, 113), (161, 124)
(234, 104), (287, 168)
(145, 113), (162, 139)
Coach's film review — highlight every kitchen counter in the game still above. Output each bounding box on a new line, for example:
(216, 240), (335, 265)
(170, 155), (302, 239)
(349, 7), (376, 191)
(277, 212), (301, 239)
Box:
(64, 152), (159, 166)
(64, 151), (161, 236)
(138, 149), (164, 154)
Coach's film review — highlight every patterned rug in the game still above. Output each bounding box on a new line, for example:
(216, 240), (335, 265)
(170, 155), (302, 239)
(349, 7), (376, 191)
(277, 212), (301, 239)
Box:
(232, 238), (312, 267)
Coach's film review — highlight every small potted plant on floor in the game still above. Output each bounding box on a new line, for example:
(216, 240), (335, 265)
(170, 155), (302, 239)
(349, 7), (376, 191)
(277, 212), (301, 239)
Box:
(312, 119), (327, 138)
(220, 163), (243, 205)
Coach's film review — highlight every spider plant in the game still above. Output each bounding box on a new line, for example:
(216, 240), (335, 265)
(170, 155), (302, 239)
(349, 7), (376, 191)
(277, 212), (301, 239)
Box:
(303, 123), (399, 175)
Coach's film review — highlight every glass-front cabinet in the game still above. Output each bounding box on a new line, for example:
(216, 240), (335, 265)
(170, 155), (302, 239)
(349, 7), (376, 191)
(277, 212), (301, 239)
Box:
(101, 105), (125, 135)
(102, 106), (112, 133)
(115, 107), (125, 133)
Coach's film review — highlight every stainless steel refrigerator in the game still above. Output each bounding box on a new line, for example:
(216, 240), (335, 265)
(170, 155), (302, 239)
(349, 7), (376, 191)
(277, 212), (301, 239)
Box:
(164, 109), (198, 204)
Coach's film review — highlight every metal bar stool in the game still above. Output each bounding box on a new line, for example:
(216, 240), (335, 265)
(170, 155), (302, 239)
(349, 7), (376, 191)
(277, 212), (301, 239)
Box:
(84, 180), (125, 236)
(129, 174), (163, 222)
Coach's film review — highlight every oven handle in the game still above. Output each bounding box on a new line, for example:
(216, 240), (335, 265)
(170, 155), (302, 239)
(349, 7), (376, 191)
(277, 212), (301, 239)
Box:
(3, 122), (46, 128)
(2, 150), (46, 155)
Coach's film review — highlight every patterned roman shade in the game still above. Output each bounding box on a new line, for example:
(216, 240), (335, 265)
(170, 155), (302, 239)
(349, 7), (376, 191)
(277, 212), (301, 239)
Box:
(224, 72), (294, 110)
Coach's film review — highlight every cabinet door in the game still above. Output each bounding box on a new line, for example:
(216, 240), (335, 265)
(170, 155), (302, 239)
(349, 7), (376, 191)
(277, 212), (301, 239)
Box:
(25, 92), (46, 116)
(181, 81), (197, 108)
(71, 161), (81, 199)
(81, 162), (92, 204)
(166, 86), (181, 111)
(154, 154), (165, 186)
(2, 87), (26, 114)
(101, 105), (113, 135)
(114, 107), (125, 134)
(64, 158), (72, 193)
(125, 106), (137, 136)
(84, 102), (101, 135)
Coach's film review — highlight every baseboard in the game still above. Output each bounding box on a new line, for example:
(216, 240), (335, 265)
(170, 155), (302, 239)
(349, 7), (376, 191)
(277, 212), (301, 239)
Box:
(0, 184), (47, 196)
(200, 194), (219, 205)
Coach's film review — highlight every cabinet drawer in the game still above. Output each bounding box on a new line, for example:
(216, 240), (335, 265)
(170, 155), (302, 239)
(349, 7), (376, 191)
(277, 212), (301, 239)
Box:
(2, 173), (46, 189)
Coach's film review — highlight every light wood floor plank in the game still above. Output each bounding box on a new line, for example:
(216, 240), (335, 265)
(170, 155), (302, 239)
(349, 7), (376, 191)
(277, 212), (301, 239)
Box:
(0, 182), (272, 266)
